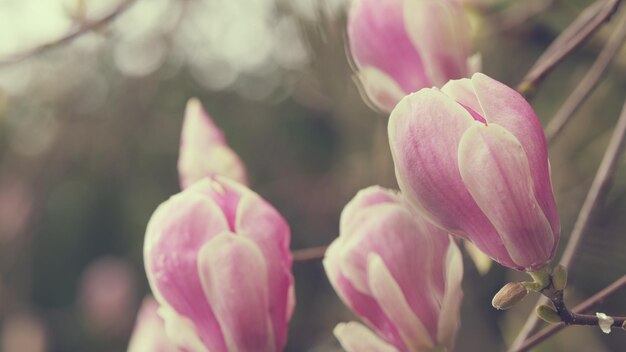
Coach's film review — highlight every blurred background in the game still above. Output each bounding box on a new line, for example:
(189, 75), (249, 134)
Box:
(0, 0), (625, 351)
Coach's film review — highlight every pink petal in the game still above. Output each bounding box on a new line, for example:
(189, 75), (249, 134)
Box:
(458, 123), (555, 269)
(436, 241), (463, 350)
(440, 78), (484, 123)
(338, 205), (442, 338)
(127, 297), (178, 352)
(389, 90), (514, 268)
(354, 67), (409, 113)
(334, 322), (400, 352)
(178, 98), (248, 189)
(144, 192), (229, 351)
(235, 187), (294, 350)
(159, 304), (210, 352)
(367, 253), (435, 350)
(184, 177), (244, 232)
(348, 0), (430, 94)
(404, 0), (470, 87)
(339, 186), (402, 241)
(198, 234), (274, 352)
(324, 241), (406, 349)
(469, 73), (560, 242)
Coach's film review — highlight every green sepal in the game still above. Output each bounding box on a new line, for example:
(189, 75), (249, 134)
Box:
(536, 305), (561, 324)
(551, 265), (568, 291)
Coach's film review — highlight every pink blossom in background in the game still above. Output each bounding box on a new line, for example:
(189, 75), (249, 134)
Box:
(347, 0), (473, 112)
(324, 186), (463, 352)
(0, 178), (33, 243)
(144, 176), (294, 352)
(388, 72), (560, 271)
(127, 297), (178, 352)
(79, 257), (138, 338)
(178, 98), (248, 189)
(1, 312), (48, 352)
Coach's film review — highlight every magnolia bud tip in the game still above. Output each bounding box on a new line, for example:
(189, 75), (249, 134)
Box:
(492, 282), (528, 310)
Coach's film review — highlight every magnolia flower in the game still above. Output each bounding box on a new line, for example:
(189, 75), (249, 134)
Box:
(144, 177), (294, 352)
(325, 186), (463, 351)
(347, 0), (473, 112)
(127, 297), (178, 352)
(178, 98), (248, 189)
(388, 72), (560, 271)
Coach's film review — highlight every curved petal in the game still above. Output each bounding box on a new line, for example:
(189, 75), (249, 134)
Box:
(354, 67), (410, 113)
(458, 123), (555, 269)
(178, 98), (247, 188)
(144, 192), (229, 351)
(470, 73), (560, 241)
(339, 186), (402, 241)
(235, 188), (293, 350)
(127, 297), (178, 352)
(367, 253), (435, 350)
(440, 78), (483, 122)
(389, 89), (518, 266)
(404, 0), (470, 86)
(436, 240), (463, 350)
(184, 177), (243, 232)
(348, 0), (430, 94)
(334, 322), (400, 352)
(158, 304), (209, 352)
(198, 234), (275, 352)
(339, 203), (445, 340)
(324, 241), (406, 349)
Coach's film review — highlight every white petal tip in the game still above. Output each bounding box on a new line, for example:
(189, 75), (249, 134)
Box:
(596, 312), (614, 334)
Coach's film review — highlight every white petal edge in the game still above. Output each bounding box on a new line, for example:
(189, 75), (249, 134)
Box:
(334, 321), (400, 352)
(436, 240), (464, 349)
(367, 253), (435, 350)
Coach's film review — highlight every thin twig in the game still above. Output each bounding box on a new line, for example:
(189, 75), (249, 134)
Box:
(509, 99), (626, 350)
(546, 13), (626, 143)
(0, 0), (136, 66)
(518, 0), (622, 95)
(515, 275), (626, 352)
(543, 288), (626, 328)
(292, 245), (328, 262)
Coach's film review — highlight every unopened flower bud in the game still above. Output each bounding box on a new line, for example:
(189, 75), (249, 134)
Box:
(347, 0), (474, 112)
(178, 98), (248, 189)
(536, 305), (561, 324)
(389, 73), (560, 271)
(325, 186), (463, 351)
(492, 282), (528, 310)
(551, 265), (568, 291)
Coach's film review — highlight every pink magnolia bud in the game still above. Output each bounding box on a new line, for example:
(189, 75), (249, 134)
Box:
(324, 186), (463, 352)
(144, 177), (294, 352)
(388, 72), (560, 271)
(178, 98), (248, 189)
(127, 297), (178, 352)
(347, 0), (473, 112)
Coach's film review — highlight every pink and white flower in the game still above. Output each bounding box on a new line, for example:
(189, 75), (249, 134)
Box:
(388, 72), (560, 271)
(325, 186), (463, 351)
(144, 177), (294, 352)
(347, 0), (473, 112)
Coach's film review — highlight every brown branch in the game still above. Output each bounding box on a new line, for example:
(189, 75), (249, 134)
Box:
(515, 275), (626, 352)
(0, 0), (136, 66)
(546, 13), (626, 143)
(509, 99), (626, 350)
(517, 0), (622, 96)
(546, 290), (626, 327)
(292, 245), (328, 262)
